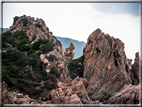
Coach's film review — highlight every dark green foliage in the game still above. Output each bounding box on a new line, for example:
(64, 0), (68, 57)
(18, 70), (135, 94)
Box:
(13, 15), (28, 26)
(43, 77), (56, 90)
(2, 31), (12, 38)
(5, 49), (25, 62)
(113, 38), (119, 43)
(31, 36), (36, 42)
(19, 44), (29, 51)
(13, 30), (26, 38)
(32, 39), (54, 53)
(52, 35), (57, 39)
(68, 55), (85, 79)
(13, 16), (20, 24)
(2, 30), (28, 49)
(2, 31), (15, 46)
(2, 42), (6, 48)
(46, 74), (55, 80)
(40, 41), (55, 53)
(32, 39), (42, 50)
(22, 18), (28, 26)
(47, 54), (57, 62)
(50, 67), (59, 77)
(27, 49), (35, 56)
(16, 57), (29, 67)
(2, 30), (56, 99)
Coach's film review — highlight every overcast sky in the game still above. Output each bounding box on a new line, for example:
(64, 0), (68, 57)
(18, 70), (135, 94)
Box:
(2, 2), (140, 62)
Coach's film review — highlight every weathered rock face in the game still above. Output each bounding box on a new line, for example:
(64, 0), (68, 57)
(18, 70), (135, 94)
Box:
(40, 49), (72, 83)
(130, 52), (140, 85)
(64, 42), (75, 61)
(83, 28), (132, 102)
(9, 15), (72, 83)
(2, 81), (15, 104)
(49, 77), (91, 104)
(9, 15), (63, 54)
(2, 81), (34, 104)
(107, 83), (140, 104)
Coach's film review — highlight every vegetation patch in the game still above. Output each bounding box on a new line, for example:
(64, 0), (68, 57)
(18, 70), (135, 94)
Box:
(68, 55), (85, 79)
(47, 54), (58, 62)
(2, 30), (56, 99)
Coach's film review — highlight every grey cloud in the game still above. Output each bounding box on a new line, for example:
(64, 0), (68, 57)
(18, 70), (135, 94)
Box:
(91, 3), (139, 16)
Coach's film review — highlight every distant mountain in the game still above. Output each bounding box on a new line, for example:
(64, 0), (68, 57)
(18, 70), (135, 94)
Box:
(0, 28), (9, 34)
(56, 36), (86, 59)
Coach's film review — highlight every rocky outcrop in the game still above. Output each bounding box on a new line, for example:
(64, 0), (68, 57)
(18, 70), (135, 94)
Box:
(130, 52), (140, 85)
(64, 42), (75, 61)
(107, 83), (140, 104)
(83, 28), (132, 102)
(49, 77), (92, 104)
(40, 49), (72, 82)
(2, 81), (35, 104)
(2, 81), (15, 104)
(9, 15), (63, 54)
(9, 15), (72, 83)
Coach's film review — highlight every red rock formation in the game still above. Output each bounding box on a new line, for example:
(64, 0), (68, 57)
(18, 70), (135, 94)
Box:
(107, 83), (140, 104)
(9, 15), (63, 54)
(64, 42), (75, 61)
(83, 28), (132, 102)
(2, 81), (15, 104)
(49, 77), (92, 104)
(130, 52), (140, 85)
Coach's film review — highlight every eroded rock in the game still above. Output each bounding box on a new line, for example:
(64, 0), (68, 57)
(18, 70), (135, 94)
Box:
(107, 83), (140, 104)
(130, 52), (140, 85)
(64, 42), (75, 61)
(83, 28), (132, 102)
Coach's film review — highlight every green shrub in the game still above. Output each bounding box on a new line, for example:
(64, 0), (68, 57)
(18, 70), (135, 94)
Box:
(29, 57), (41, 68)
(2, 31), (15, 46)
(68, 55), (85, 68)
(13, 16), (20, 24)
(19, 44), (29, 51)
(47, 74), (55, 80)
(27, 49), (36, 56)
(40, 70), (47, 77)
(2, 31), (12, 38)
(40, 41), (54, 53)
(15, 56), (29, 67)
(32, 39), (42, 50)
(13, 30), (26, 38)
(50, 67), (59, 77)
(2, 42), (6, 48)
(47, 54), (57, 62)
(22, 18), (28, 26)
(34, 51), (43, 56)
(41, 39), (49, 44)
(68, 55), (85, 79)
(31, 36), (36, 42)
(6, 49), (25, 62)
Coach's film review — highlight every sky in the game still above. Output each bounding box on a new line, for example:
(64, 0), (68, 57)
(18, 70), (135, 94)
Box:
(1, 2), (141, 62)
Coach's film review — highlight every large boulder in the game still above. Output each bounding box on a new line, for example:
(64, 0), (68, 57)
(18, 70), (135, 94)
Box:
(49, 77), (91, 104)
(107, 83), (140, 104)
(2, 81), (33, 104)
(72, 77), (91, 104)
(83, 28), (132, 102)
(2, 81), (15, 104)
